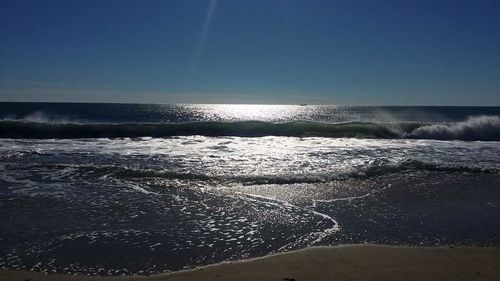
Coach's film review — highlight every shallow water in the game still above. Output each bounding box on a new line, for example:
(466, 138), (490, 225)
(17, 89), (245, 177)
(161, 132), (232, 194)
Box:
(1, 136), (500, 275)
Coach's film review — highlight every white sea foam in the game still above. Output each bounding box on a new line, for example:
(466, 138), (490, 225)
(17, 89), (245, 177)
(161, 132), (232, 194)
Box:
(407, 115), (500, 141)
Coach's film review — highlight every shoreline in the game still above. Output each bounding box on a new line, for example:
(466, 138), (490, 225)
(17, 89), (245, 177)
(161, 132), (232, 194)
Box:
(2, 244), (500, 281)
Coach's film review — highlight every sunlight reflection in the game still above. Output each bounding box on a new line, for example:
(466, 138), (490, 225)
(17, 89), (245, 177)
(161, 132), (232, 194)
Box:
(186, 104), (315, 121)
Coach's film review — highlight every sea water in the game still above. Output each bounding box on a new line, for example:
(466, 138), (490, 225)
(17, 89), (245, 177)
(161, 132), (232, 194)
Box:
(1, 103), (499, 275)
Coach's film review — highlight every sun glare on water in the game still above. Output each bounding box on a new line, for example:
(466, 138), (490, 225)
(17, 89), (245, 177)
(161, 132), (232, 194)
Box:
(187, 104), (315, 122)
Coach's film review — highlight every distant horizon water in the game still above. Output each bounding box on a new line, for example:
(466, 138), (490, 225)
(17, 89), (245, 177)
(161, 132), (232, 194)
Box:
(2, 101), (500, 107)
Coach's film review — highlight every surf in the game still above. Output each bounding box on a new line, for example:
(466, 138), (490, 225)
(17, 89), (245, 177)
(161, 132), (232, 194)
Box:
(1, 115), (499, 141)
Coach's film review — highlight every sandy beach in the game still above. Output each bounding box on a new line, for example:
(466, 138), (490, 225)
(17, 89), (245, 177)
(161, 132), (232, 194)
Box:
(2, 245), (499, 281)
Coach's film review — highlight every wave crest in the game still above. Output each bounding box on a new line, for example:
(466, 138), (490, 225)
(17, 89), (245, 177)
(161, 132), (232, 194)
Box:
(12, 159), (498, 186)
(0, 120), (402, 139)
(406, 115), (500, 141)
(1, 115), (499, 141)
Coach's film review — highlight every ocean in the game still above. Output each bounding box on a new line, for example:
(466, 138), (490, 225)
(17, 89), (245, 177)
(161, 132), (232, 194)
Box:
(1, 102), (500, 276)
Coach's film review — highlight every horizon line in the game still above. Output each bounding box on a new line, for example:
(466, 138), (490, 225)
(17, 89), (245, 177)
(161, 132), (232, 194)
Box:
(1, 100), (500, 108)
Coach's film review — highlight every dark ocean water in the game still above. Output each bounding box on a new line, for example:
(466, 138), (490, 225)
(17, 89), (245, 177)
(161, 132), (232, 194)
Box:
(2, 102), (500, 123)
(1, 103), (500, 276)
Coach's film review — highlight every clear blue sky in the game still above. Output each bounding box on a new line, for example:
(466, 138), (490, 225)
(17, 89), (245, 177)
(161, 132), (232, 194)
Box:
(1, 0), (499, 105)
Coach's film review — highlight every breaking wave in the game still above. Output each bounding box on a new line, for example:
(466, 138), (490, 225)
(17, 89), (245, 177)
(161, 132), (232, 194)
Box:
(406, 115), (500, 141)
(1, 115), (499, 141)
(11, 159), (498, 186)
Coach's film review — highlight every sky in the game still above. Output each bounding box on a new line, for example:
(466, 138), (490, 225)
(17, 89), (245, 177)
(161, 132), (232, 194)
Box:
(1, 0), (500, 105)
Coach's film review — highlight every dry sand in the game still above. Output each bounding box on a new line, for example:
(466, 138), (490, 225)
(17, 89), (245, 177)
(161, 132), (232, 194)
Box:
(2, 245), (500, 281)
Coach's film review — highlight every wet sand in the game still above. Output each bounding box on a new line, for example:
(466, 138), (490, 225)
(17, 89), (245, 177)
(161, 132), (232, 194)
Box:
(2, 245), (500, 281)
